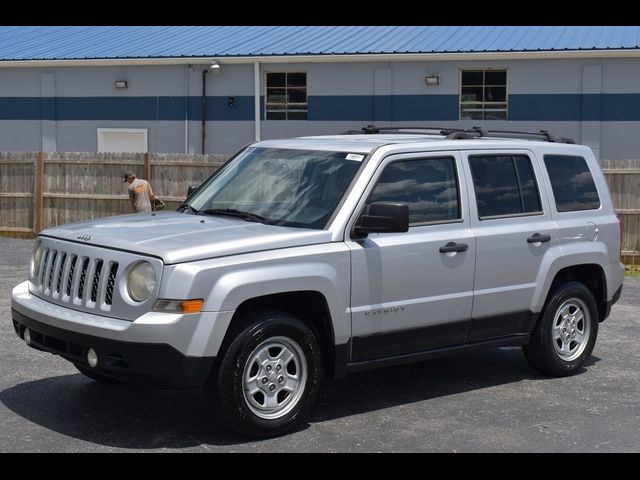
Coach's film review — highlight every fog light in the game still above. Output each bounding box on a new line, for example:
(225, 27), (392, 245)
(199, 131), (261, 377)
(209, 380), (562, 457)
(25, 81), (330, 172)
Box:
(24, 328), (31, 346)
(87, 348), (98, 368)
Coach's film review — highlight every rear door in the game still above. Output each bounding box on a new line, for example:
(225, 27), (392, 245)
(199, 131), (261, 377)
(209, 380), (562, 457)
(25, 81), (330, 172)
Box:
(460, 149), (558, 341)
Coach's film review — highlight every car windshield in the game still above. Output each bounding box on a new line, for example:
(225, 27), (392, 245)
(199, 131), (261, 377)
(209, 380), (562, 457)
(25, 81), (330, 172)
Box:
(186, 147), (364, 229)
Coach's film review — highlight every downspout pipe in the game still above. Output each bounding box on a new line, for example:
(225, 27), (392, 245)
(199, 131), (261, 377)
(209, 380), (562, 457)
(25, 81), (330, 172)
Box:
(201, 69), (208, 154)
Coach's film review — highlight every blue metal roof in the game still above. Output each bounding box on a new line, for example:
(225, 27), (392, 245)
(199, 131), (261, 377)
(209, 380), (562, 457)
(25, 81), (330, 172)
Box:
(1, 26), (639, 61)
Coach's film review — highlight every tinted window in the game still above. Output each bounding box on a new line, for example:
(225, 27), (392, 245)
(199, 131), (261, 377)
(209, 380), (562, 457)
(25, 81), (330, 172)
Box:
(470, 155), (542, 218)
(514, 155), (542, 213)
(367, 157), (460, 225)
(544, 155), (601, 212)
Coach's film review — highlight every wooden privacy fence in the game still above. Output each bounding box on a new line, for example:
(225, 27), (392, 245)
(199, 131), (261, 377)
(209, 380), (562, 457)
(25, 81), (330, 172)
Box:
(0, 151), (228, 236)
(1, 152), (639, 258)
(601, 159), (640, 264)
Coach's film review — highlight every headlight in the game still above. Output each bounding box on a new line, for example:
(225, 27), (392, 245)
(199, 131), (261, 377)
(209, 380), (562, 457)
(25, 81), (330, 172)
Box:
(31, 242), (44, 278)
(126, 261), (156, 302)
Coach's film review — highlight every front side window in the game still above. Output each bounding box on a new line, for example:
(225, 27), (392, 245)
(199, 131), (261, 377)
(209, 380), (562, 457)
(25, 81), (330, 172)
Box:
(544, 155), (601, 212)
(265, 72), (308, 120)
(470, 154), (542, 219)
(188, 147), (362, 229)
(366, 157), (460, 225)
(460, 69), (507, 120)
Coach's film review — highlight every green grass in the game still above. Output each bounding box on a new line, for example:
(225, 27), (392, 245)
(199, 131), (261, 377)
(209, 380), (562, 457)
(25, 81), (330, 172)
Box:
(625, 264), (640, 277)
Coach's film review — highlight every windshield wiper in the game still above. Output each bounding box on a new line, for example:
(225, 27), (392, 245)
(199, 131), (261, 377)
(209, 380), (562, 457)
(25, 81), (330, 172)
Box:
(178, 204), (200, 215)
(201, 208), (266, 223)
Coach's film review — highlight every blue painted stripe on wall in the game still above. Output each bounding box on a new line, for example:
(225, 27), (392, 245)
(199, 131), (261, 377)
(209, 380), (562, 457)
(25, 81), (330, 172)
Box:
(308, 95), (459, 121)
(3, 94), (640, 122)
(509, 94), (640, 121)
(509, 94), (583, 121)
(391, 95), (458, 121)
(0, 98), (45, 120)
(308, 96), (374, 121)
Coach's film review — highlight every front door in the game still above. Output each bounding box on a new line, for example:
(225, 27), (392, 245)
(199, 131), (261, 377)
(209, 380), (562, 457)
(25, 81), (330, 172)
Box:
(347, 152), (476, 362)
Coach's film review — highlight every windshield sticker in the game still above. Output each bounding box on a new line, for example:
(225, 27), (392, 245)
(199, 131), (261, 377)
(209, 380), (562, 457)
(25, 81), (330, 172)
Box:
(346, 153), (365, 162)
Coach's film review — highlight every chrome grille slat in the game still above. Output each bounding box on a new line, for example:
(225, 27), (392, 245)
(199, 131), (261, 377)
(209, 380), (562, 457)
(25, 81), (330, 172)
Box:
(50, 251), (64, 299)
(82, 259), (97, 306)
(42, 249), (55, 294)
(90, 260), (103, 303)
(46, 250), (58, 293)
(65, 254), (77, 298)
(38, 248), (50, 290)
(105, 263), (118, 306)
(70, 255), (84, 304)
(77, 257), (90, 301)
(54, 252), (67, 296)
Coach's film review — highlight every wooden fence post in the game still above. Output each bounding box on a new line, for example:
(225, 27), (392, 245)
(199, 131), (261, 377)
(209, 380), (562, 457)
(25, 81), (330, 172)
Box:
(34, 151), (45, 233)
(144, 152), (151, 181)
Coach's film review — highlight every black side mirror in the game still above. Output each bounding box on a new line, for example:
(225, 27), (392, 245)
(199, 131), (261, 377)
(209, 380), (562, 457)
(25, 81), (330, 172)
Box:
(353, 202), (409, 237)
(187, 185), (200, 197)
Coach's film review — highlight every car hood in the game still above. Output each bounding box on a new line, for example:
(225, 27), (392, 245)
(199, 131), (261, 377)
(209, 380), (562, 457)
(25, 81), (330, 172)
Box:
(40, 211), (333, 264)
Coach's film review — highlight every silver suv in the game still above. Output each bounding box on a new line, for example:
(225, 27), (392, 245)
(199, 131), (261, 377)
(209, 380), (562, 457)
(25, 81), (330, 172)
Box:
(11, 127), (625, 438)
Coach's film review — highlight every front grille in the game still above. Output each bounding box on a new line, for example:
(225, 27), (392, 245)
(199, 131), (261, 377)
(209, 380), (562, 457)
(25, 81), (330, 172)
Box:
(35, 246), (119, 312)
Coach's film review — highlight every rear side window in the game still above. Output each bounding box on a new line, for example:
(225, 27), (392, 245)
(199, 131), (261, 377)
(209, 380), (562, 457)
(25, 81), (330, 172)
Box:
(544, 155), (600, 212)
(469, 154), (542, 218)
(367, 157), (460, 225)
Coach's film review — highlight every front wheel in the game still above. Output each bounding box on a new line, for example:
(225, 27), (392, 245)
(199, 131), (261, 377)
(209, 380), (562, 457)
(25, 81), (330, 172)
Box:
(523, 281), (599, 377)
(206, 310), (324, 438)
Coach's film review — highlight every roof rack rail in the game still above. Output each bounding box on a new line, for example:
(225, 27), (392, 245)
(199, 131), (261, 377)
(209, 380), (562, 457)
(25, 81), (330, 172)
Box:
(342, 125), (452, 135)
(344, 124), (576, 144)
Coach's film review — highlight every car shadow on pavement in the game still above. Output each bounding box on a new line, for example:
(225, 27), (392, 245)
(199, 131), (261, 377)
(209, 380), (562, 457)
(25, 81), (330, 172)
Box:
(0, 347), (599, 450)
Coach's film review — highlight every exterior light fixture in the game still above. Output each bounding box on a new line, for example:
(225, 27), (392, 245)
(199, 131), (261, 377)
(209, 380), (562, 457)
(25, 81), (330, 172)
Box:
(210, 61), (221, 73)
(115, 80), (128, 89)
(425, 75), (440, 86)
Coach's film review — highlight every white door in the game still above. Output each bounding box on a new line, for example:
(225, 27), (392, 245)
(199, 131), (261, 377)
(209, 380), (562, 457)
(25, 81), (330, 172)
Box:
(97, 128), (148, 153)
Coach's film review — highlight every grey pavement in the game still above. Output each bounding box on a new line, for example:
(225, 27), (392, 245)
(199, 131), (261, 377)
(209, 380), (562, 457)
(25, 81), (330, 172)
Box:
(1, 236), (638, 452)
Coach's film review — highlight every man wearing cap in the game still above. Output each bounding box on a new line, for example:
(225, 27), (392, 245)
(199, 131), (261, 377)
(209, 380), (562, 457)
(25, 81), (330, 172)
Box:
(123, 171), (162, 213)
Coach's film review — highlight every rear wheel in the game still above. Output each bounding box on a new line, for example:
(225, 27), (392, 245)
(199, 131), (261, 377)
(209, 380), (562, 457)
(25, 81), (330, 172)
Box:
(206, 310), (323, 438)
(523, 281), (599, 376)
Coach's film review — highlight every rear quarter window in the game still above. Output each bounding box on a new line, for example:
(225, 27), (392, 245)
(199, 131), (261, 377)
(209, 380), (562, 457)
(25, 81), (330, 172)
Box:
(543, 155), (601, 212)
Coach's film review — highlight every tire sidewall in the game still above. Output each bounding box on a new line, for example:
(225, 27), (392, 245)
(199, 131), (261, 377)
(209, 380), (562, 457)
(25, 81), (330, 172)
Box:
(537, 282), (599, 374)
(214, 312), (323, 437)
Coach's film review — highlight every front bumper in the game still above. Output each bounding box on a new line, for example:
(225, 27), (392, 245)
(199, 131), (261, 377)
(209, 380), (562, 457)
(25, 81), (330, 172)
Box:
(11, 281), (236, 388)
(12, 309), (215, 388)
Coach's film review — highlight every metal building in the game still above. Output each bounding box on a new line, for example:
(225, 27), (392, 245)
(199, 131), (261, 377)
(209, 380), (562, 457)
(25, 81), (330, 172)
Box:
(1, 26), (640, 158)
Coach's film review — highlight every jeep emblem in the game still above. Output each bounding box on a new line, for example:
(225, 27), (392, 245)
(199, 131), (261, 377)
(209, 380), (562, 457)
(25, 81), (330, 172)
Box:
(77, 234), (91, 242)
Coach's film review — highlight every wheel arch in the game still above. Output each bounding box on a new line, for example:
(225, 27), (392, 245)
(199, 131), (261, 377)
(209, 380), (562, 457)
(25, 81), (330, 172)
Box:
(218, 290), (340, 379)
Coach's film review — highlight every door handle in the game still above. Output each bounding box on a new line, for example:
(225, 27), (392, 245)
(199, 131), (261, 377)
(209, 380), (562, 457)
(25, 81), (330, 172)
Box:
(439, 242), (469, 253)
(527, 233), (551, 244)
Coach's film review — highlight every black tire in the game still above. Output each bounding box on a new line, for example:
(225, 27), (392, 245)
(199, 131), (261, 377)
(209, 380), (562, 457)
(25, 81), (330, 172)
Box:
(523, 281), (599, 377)
(205, 310), (324, 438)
(75, 365), (124, 384)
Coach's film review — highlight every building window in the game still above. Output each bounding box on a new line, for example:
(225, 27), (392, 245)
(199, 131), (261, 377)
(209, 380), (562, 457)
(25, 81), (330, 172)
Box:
(265, 72), (308, 120)
(460, 70), (507, 120)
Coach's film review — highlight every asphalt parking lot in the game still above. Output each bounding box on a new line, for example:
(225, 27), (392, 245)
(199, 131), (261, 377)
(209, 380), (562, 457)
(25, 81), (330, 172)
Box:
(1, 236), (638, 452)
